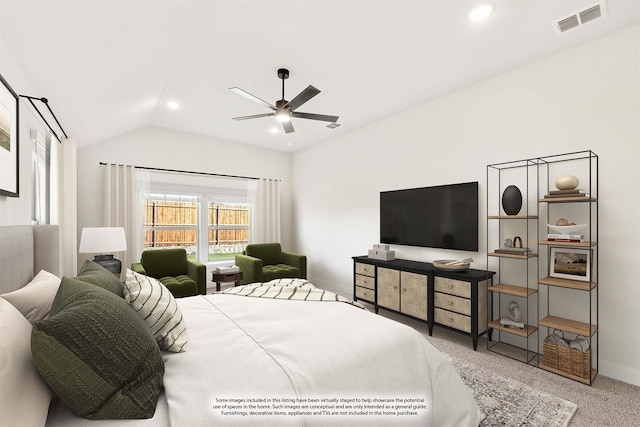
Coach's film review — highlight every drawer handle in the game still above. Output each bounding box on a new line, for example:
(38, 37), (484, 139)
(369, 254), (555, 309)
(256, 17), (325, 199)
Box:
(449, 318), (454, 323)
(448, 285), (454, 289)
(393, 286), (398, 290)
(448, 301), (453, 306)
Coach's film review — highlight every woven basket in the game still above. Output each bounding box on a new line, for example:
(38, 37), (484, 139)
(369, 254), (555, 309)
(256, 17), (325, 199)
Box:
(542, 331), (591, 379)
(433, 260), (470, 271)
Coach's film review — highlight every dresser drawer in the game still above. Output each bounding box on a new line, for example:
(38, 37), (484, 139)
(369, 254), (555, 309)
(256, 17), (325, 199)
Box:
(355, 274), (375, 290)
(434, 292), (471, 316)
(355, 262), (375, 277)
(434, 276), (471, 298)
(434, 307), (471, 333)
(355, 286), (375, 302)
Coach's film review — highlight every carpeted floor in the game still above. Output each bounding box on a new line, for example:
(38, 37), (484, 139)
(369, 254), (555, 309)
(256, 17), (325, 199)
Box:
(375, 309), (640, 427)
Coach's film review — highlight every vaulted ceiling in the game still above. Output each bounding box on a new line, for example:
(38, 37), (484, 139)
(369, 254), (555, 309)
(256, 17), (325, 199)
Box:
(1, 1), (638, 152)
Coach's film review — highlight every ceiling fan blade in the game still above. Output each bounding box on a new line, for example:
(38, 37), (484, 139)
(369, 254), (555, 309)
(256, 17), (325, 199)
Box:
(232, 112), (275, 121)
(282, 120), (295, 134)
(292, 111), (339, 123)
(230, 87), (276, 111)
(286, 85), (320, 111)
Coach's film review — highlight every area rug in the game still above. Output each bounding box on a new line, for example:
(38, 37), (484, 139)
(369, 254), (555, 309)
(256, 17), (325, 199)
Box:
(449, 356), (577, 427)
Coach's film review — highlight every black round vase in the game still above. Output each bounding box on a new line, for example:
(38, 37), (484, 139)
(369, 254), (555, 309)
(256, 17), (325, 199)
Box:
(501, 185), (522, 215)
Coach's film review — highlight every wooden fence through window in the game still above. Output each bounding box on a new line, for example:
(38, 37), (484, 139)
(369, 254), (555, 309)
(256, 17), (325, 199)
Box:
(143, 201), (249, 247)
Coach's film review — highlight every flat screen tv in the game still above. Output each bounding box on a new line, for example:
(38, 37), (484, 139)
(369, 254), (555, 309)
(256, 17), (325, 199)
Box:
(380, 181), (478, 251)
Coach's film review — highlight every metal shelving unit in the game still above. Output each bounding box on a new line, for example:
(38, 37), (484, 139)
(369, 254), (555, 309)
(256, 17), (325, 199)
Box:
(486, 158), (539, 364)
(537, 150), (598, 385)
(486, 150), (599, 385)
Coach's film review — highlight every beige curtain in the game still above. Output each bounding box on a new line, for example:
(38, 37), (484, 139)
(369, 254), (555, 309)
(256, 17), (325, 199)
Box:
(248, 178), (281, 243)
(104, 164), (148, 269)
(58, 137), (77, 276)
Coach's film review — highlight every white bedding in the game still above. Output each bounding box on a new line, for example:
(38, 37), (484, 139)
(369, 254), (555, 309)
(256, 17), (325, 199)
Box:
(47, 291), (481, 427)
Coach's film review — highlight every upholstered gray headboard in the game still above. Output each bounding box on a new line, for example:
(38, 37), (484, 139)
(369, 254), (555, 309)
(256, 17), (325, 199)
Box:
(0, 225), (60, 294)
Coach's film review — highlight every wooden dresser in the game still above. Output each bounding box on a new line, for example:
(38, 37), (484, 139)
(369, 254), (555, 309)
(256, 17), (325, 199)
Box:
(353, 256), (494, 350)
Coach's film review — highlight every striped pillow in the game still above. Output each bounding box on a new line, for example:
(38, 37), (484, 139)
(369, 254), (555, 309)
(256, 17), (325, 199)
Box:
(123, 269), (187, 352)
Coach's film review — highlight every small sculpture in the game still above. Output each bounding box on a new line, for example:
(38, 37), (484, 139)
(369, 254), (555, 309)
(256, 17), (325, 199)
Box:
(508, 301), (522, 322)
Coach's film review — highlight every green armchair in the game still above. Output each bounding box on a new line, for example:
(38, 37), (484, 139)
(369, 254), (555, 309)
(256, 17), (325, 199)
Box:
(235, 243), (306, 285)
(131, 248), (206, 297)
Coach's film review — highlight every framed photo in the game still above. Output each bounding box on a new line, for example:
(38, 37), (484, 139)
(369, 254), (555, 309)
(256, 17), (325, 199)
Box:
(550, 247), (591, 282)
(0, 72), (19, 197)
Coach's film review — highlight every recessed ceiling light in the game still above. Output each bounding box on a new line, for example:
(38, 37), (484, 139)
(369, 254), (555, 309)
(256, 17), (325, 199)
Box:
(468, 3), (495, 22)
(166, 101), (180, 110)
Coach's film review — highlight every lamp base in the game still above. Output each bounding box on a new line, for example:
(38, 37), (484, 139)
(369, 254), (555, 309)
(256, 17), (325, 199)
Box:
(93, 254), (122, 278)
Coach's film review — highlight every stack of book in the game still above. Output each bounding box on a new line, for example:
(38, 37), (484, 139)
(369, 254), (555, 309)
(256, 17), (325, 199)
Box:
(494, 246), (532, 255)
(544, 189), (588, 199)
(500, 317), (525, 329)
(547, 233), (584, 242)
(214, 265), (240, 274)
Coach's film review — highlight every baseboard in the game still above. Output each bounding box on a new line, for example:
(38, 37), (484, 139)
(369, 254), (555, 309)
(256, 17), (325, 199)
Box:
(599, 359), (640, 387)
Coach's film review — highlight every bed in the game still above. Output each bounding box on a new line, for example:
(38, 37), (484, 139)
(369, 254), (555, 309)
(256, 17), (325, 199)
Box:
(0, 225), (481, 427)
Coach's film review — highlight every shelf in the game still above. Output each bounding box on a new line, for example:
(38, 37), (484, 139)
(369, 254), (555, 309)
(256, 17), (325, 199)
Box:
(488, 215), (538, 219)
(539, 276), (597, 291)
(489, 283), (537, 297)
(539, 315), (597, 337)
(539, 196), (597, 203)
(539, 240), (597, 247)
(539, 362), (597, 385)
(489, 319), (538, 337)
(488, 252), (538, 259)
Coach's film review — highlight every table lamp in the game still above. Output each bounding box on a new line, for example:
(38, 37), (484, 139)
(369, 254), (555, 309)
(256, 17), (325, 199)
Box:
(79, 227), (127, 276)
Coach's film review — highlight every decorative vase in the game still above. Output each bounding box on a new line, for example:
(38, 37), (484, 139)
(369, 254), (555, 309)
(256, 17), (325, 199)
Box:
(555, 175), (579, 190)
(501, 185), (522, 215)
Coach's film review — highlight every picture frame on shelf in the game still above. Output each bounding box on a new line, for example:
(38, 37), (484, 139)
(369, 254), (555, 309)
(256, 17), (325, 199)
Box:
(550, 247), (591, 282)
(0, 72), (19, 197)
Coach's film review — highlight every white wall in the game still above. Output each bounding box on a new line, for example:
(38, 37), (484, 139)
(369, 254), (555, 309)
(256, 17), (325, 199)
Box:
(0, 41), (53, 225)
(292, 26), (640, 385)
(76, 126), (293, 259)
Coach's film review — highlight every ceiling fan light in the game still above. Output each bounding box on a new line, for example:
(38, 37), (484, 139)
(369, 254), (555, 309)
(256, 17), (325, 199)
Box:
(275, 110), (291, 122)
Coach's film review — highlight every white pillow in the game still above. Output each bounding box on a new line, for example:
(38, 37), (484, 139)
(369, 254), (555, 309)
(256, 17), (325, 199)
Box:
(0, 269), (61, 323)
(123, 269), (188, 352)
(0, 298), (52, 426)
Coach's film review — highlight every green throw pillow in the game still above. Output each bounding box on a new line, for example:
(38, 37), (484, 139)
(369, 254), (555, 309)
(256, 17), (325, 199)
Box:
(76, 260), (124, 297)
(31, 276), (164, 419)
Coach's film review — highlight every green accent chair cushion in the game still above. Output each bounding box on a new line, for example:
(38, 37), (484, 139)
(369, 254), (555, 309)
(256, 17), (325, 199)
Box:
(235, 243), (306, 285)
(132, 248), (205, 297)
(262, 264), (301, 282)
(158, 275), (198, 298)
(31, 276), (164, 419)
(76, 260), (124, 297)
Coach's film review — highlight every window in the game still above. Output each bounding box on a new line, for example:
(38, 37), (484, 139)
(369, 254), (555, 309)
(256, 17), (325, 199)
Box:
(143, 190), (251, 263)
(208, 203), (250, 259)
(31, 131), (52, 224)
(143, 194), (198, 258)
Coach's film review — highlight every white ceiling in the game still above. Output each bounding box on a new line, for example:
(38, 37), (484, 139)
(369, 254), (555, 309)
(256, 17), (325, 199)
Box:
(1, 0), (638, 152)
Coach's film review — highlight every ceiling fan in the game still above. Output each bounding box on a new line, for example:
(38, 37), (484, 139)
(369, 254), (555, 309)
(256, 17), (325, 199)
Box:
(230, 68), (340, 134)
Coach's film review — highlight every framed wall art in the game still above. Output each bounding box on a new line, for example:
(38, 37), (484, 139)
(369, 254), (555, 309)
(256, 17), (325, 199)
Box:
(0, 72), (19, 197)
(550, 247), (591, 282)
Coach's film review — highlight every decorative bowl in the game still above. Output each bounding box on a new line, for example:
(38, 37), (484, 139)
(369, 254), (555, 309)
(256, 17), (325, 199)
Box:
(433, 260), (470, 271)
(547, 224), (587, 234)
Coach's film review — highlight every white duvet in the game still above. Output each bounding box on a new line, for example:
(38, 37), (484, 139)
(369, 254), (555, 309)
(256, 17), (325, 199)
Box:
(47, 289), (481, 427)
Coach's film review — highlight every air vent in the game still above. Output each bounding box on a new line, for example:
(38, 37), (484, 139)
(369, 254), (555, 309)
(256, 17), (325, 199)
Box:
(553, 1), (607, 34)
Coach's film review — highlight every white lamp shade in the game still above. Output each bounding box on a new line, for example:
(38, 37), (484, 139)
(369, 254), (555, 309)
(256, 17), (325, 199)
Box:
(79, 227), (127, 254)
